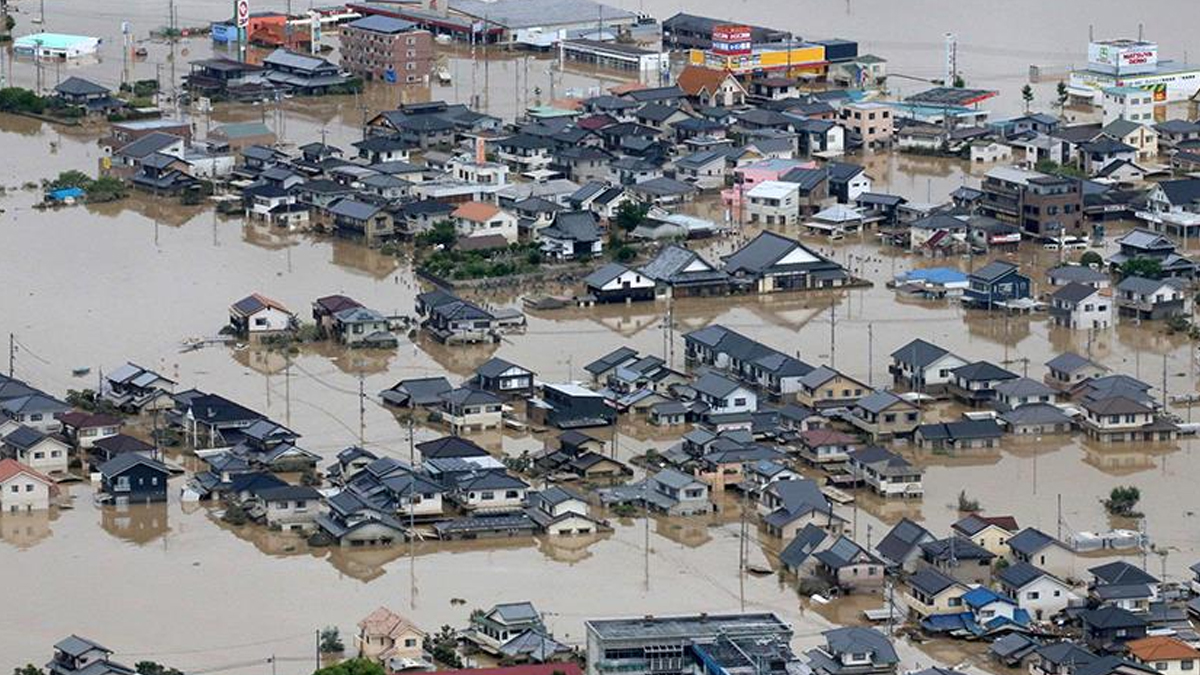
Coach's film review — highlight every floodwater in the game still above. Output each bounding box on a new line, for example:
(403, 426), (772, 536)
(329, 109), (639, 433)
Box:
(3, 123), (1200, 671)
(3, 0), (1200, 671)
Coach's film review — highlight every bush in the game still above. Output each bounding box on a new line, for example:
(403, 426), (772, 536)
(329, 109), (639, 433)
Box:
(611, 244), (637, 263)
(611, 503), (638, 517)
(136, 662), (183, 675)
(86, 176), (127, 202)
(1105, 486), (1141, 517)
(1166, 314), (1191, 334)
(1079, 251), (1103, 267)
(313, 659), (385, 675)
(957, 490), (981, 512)
(221, 503), (250, 526)
(0, 87), (47, 114)
(307, 531), (334, 547)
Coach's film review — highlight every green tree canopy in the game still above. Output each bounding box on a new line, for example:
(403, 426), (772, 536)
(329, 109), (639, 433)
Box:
(313, 659), (386, 675)
(1121, 257), (1162, 279)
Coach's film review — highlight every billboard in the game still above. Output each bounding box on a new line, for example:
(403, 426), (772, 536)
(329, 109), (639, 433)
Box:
(236, 0), (250, 29)
(1087, 40), (1157, 76)
(712, 24), (751, 56)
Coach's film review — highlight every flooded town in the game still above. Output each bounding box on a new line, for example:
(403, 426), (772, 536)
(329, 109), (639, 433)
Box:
(3, 1), (1200, 675)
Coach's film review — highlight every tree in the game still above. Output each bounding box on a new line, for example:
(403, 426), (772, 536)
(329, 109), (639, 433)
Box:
(1056, 81), (1069, 110)
(416, 220), (457, 248)
(952, 74), (965, 88)
(86, 175), (127, 202)
(14, 666), (44, 675)
(1079, 251), (1103, 267)
(424, 625), (463, 668)
(136, 663), (183, 675)
(611, 244), (637, 263)
(1121, 257), (1163, 279)
(312, 659), (386, 675)
(319, 626), (345, 653)
(1105, 486), (1141, 517)
(49, 170), (92, 190)
(614, 201), (649, 233)
(1021, 84), (1034, 113)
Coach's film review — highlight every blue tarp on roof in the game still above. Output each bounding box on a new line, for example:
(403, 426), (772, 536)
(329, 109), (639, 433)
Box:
(899, 267), (967, 285)
(48, 187), (86, 201)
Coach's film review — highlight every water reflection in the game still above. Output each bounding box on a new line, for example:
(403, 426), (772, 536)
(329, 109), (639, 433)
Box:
(0, 509), (56, 549)
(99, 502), (171, 545)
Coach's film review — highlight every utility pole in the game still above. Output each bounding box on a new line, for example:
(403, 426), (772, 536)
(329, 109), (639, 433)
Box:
(867, 322), (873, 387)
(7, 333), (13, 377)
(358, 371), (366, 444)
(829, 298), (837, 369)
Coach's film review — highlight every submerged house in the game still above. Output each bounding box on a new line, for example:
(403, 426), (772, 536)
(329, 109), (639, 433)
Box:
(597, 467), (712, 516)
(722, 231), (851, 293)
(97, 454), (170, 504)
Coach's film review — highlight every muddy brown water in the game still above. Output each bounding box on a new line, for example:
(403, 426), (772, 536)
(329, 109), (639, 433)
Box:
(4, 149), (1200, 671)
(3, 0), (1200, 669)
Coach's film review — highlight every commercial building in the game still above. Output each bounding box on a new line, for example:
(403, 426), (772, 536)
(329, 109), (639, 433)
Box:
(13, 33), (100, 59)
(348, 0), (638, 45)
(585, 613), (793, 675)
(662, 13), (790, 51)
(1069, 38), (1200, 105)
(340, 15), (433, 84)
(560, 40), (668, 76)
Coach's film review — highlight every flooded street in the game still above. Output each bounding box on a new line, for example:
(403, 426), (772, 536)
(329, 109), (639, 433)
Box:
(4, 143), (1200, 669)
(1, 0), (1200, 671)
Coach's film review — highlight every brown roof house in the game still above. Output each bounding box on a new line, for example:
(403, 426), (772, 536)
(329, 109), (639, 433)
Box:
(356, 606), (429, 670)
(677, 66), (747, 107)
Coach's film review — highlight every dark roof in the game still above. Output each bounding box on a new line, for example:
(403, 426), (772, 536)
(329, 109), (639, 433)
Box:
(822, 627), (898, 663)
(909, 567), (960, 596)
(416, 436), (489, 459)
(779, 523), (827, 569)
(55, 76), (110, 96)
(952, 360), (1018, 382)
(1089, 561), (1159, 587)
(891, 339), (954, 369)
(1156, 179), (1200, 207)
(723, 231), (835, 276)
(1008, 527), (1059, 556)
(997, 561), (1053, 589)
(98, 453), (169, 478)
(875, 517), (932, 565)
(346, 14), (418, 33)
(920, 536), (995, 561)
(1080, 606), (1146, 630)
(971, 260), (1021, 282)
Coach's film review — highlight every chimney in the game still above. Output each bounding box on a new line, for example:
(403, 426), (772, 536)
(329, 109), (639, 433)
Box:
(475, 137), (486, 165)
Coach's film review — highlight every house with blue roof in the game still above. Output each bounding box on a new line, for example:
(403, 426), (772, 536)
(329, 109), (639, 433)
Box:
(922, 587), (1031, 638)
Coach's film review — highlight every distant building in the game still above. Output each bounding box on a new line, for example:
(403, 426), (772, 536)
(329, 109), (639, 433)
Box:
(980, 167), (1084, 239)
(340, 15), (433, 84)
(585, 612), (793, 675)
